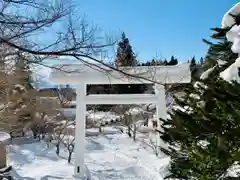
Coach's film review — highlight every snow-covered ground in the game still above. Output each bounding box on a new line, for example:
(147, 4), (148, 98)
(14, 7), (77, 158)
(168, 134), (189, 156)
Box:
(7, 133), (169, 180)
(87, 111), (121, 123)
(4, 100), (173, 179)
(61, 109), (121, 122)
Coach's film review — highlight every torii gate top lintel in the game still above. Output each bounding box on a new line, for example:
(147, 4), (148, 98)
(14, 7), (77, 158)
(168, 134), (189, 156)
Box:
(50, 63), (191, 85)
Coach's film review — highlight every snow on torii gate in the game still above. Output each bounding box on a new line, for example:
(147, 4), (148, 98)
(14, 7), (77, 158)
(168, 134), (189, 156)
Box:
(50, 62), (191, 177)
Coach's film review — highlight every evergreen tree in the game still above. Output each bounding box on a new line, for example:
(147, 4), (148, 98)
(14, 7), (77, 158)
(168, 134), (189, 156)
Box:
(140, 58), (166, 66)
(190, 56), (197, 72)
(169, 56), (175, 65)
(160, 8), (240, 180)
(168, 56), (178, 65)
(115, 32), (137, 67)
(141, 59), (165, 66)
(190, 56), (199, 81)
(142, 61), (151, 66)
(161, 77), (240, 180)
(200, 57), (204, 65)
(174, 57), (178, 65)
(115, 32), (145, 94)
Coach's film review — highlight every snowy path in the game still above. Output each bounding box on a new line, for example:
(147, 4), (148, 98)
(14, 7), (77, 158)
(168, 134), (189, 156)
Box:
(7, 134), (169, 180)
(85, 134), (169, 180)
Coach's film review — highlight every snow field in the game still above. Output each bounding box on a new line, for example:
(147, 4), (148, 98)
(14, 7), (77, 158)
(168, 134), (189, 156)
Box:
(7, 133), (169, 180)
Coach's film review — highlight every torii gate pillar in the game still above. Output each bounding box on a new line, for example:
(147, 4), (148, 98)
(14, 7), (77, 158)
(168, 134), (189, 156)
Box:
(74, 84), (86, 177)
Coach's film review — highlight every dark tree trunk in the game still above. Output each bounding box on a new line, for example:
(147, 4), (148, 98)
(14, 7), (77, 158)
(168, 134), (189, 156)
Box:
(68, 151), (73, 163)
(56, 144), (60, 155)
(133, 124), (136, 141)
(127, 126), (131, 137)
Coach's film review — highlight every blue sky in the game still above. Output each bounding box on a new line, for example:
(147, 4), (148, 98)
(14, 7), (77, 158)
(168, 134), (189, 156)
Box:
(76, 0), (238, 63)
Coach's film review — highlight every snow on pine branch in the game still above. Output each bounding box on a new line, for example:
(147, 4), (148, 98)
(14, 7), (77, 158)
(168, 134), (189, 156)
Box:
(199, 60), (226, 81)
(218, 2), (240, 83)
(200, 66), (217, 80)
(220, 57), (240, 83)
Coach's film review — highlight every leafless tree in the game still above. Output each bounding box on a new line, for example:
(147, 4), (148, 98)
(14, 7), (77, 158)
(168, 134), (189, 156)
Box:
(111, 105), (136, 139)
(51, 110), (75, 155)
(0, 83), (37, 133)
(132, 123), (137, 141)
(112, 105), (151, 139)
(0, 67), (69, 139)
(52, 121), (66, 156)
(53, 85), (74, 107)
(62, 135), (75, 163)
(0, 0), (115, 71)
(140, 133), (160, 157)
(149, 132), (161, 157)
(125, 113), (133, 138)
(0, 49), (41, 134)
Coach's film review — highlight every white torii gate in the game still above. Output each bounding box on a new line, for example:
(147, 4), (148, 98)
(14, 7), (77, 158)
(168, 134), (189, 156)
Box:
(50, 63), (191, 178)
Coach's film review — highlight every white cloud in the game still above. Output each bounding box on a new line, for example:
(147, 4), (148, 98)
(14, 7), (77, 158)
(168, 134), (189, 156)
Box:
(33, 66), (56, 89)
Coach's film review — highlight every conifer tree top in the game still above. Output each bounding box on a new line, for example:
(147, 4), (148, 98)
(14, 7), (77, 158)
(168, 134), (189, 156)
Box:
(115, 32), (137, 67)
